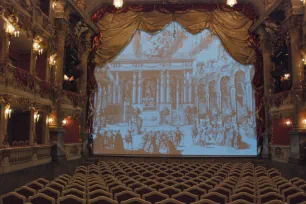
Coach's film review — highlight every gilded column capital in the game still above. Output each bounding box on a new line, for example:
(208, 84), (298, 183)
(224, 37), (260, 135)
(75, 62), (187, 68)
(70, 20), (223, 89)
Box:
(284, 15), (303, 34)
(55, 20), (70, 39)
(81, 31), (93, 53)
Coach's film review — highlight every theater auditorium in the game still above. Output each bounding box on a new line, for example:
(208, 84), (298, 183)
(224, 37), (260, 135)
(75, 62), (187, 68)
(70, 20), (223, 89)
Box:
(0, 0), (306, 203)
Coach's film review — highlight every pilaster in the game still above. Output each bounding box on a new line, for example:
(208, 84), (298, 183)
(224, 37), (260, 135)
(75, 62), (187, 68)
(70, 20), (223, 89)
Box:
(54, 19), (69, 87)
(0, 104), (9, 148)
(257, 25), (273, 158)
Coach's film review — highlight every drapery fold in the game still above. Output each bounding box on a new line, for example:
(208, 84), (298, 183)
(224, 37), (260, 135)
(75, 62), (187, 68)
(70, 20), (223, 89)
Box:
(94, 9), (256, 67)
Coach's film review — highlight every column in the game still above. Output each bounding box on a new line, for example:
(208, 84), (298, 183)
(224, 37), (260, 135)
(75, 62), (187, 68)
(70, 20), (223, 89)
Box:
(286, 15), (306, 163)
(183, 72), (187, 103)
(49, 19), (69, 161)
(108, 84), (112, 104)
(54, 19), (69, 87)
(42, 113), (50, 144)
(79, 32), (92, 95)
(29, 40), (37, 76)
(195, 85), (199, 124)
(230, 86), (236, 112)
(176, 77), (180, 110)
(0, 22), (10, 62)
(116, 72), (121, 104)
(29, 109), (36, 145)
(0, 104), (9, 148)
(132, 72), (137, 104)
(166, 71), (170, 103)
(156, 79), (160, 105)
(246, 82), (253, 110)
(217, 90), (221, 110)
(194, 85), (199, 109)
(112, 81), (116, 104)
(188, 72), (192, 103)
(257, 25), (273, 158)
(138, 71), (142, 104)
(160, 71), (165, 103)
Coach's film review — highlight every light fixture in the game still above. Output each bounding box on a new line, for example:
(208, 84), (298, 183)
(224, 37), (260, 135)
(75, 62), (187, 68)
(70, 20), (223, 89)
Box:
(285, 119), (292, 127)
(113, 0), (124, 8)
(3, 14), (20, 37)
(52, 0), (57, 9)
(64, 74), (69, 81)
(33, 36), (44, 55)
(301, 0), (306, 6)
(34, 111), (40, 123)
(49, 53), (57, 66)
(226, 0), (238, 7)
(303, 119), (306, 125)
(62, 119), (67, 126)
(302, 58), (306, 65)
(47, 116), (53, 125)
(283, 73), (290, 80)
(4, 104), (12, 119)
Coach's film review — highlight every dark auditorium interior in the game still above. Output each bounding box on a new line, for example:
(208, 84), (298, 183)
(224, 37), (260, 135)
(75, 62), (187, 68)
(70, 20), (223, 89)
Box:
(1, 0), (306, 203)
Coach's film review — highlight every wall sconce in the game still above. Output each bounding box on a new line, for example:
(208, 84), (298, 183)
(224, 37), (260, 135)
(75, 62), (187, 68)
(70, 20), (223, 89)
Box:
(3, 14), (20, 37)
(4, 104), (12, 119)
(62, 119), (67, 126)
(283, 73), (290, 80)
(47, 116), (53, 125)
(226, 0), (238, 7)
(33, 36), (44, 55)
(285, 119), (292, 127)
(64, 74), (69, 81)
(49, 53), (57, 66)
(302, 119), (306, 125)
(52, 0), (57, 9)
(34, 111), (40, 123)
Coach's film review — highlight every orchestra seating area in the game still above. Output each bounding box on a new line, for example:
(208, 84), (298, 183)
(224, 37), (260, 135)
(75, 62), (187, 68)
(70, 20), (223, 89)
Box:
(1, 161), (306, 204)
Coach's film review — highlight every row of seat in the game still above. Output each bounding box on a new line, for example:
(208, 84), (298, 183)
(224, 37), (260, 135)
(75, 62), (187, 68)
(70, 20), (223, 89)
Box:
(1, 161), (306, 203)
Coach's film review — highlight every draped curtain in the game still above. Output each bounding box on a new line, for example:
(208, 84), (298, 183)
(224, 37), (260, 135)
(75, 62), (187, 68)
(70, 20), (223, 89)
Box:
(94, 6), (256, 66)
(88, 4), (264, 140)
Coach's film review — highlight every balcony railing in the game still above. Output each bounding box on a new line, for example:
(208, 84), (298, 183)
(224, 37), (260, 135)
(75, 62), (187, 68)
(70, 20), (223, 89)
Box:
(0, 145), (52, 174)
(0, 62), (86, 107)
(0, 62), (53, 99)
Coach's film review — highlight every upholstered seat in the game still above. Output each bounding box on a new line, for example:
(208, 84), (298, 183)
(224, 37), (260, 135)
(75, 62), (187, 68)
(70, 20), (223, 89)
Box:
(114, 190), (140, 203)
(200, 192), (228, 204)
(171, 192), (198, 203)
(57, 195), (86, 204)
(38, 187), (60, 200)
(0, 192), (26, 204)
(15, 186), (36, 199)
(143, 191), (169, 204)
(159, 186), (181, 197)
(29, 193), (55, 204)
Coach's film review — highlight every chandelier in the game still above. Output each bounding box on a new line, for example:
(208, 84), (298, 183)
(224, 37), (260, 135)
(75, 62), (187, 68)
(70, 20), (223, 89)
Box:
(113, 0), (124, 8)
(226, 0), (237, 7)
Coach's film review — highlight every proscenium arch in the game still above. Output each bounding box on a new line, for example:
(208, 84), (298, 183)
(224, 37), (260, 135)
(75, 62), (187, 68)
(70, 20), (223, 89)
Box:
(92, 3), (257, 68)
(87, 0), (265, 27)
